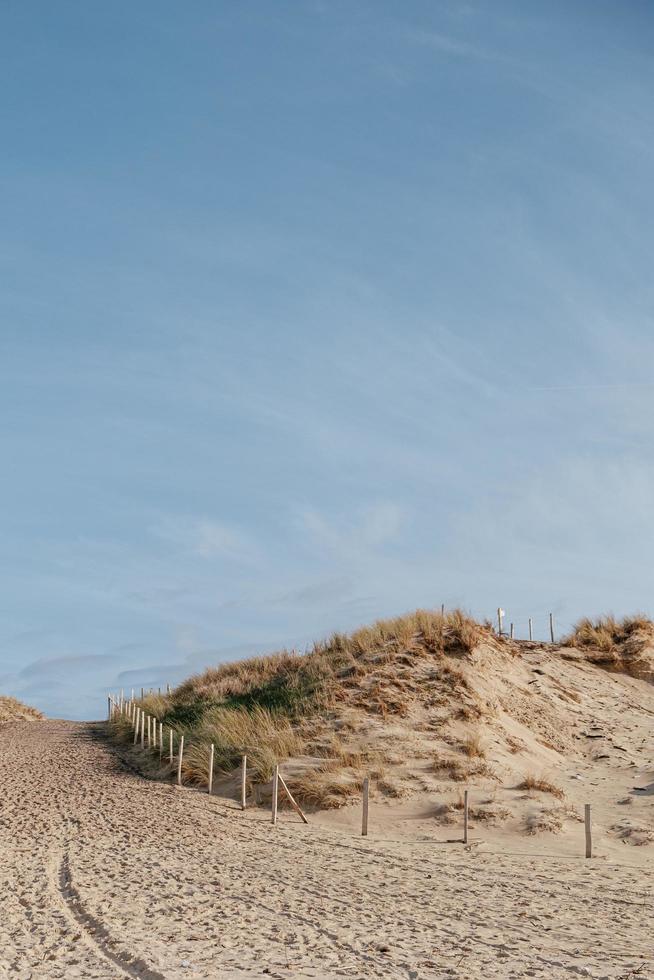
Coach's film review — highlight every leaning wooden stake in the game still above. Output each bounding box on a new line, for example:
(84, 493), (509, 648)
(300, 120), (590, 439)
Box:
(208, 743), (214, 795)
(585, 803), (592, 858)
(463, 789), (469, 844)
(241, 755), (247, 810)
(277, 772), (309, 824)
(271, 764), (279, 825)
(133, 708), (140, 744)
(362, 777), (369, 836)
(177, 735), (184, 787)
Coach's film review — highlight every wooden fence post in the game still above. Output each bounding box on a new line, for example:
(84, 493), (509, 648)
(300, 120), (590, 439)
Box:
(133, 708), (140, 744)
(585, 803), (592, 858)
(463, 789), (469, 844)
(549, 612), (555, 643)
(271, 764), (279, 825)
(140, 711), (145, 748)
(528, 617), (533, 641)
(277, 772), (309, 824)
(510, 623), (514, 639)
(362, 777), (369, 836)
(208, 743), (214, 795)
(241, 755), (247, 810)
(177, 735), (184, 787)
(159, 722), (163, 760)
(169, 728), (173, 764)
(107, 696), (111, 721)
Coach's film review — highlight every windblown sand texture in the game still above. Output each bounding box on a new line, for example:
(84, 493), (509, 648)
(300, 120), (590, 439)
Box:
(1, 614), (653, 978)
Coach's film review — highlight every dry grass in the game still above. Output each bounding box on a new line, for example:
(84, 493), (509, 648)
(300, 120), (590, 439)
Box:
(432, 755), (497, 782)
(516, 774), (565, 800)
(0, 696), (43, 723)
(171, 608), (487, 724)
(460, 732), (486, 758)
(199, 706), (304, 782)
(108, 607), (495, 805)
(563, 615), (653, 661)
(562, 614), (654, 683)
(524, 807), (564, 835)
(286, 761), (367, 809)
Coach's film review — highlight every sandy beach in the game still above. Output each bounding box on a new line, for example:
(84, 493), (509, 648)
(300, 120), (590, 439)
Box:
(0, 717), (651, 979)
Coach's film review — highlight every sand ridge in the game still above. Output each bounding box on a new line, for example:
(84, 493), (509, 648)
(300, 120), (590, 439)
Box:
(0, 719), (652, 978)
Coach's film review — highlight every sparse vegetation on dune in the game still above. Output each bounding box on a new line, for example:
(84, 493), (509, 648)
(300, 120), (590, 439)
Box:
(516, 774), (565, 800)
(0, 696), (43, 723)
(562, 614), (654, 679)
(109, 608), (493, 805)
(108, 605), (653, 817)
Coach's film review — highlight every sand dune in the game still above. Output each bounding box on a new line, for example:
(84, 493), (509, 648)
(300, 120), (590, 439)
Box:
(0, 712), (652, 978)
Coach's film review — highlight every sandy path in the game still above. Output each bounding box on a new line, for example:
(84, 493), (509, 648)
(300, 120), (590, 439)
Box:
(0, 721), (651, 979)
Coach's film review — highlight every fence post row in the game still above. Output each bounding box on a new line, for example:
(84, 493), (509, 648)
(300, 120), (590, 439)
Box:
(108, 686), (600, 862)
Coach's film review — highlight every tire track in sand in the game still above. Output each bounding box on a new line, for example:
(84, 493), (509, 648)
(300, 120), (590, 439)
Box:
(54, 851), (166, 980)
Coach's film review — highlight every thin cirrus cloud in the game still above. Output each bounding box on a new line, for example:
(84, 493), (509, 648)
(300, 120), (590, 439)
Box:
(152, 516), (262, 565)
(1, 2), (653, 719)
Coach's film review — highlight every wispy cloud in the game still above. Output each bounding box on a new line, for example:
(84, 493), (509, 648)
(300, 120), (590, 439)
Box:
(406, 28), (487, 60)
(152, 516), (262, 564)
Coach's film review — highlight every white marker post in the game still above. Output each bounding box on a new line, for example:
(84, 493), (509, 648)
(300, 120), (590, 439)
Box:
(497, 608), (505, 637)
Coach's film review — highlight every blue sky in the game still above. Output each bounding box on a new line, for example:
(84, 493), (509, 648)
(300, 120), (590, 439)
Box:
(2, 1), (654, 718)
